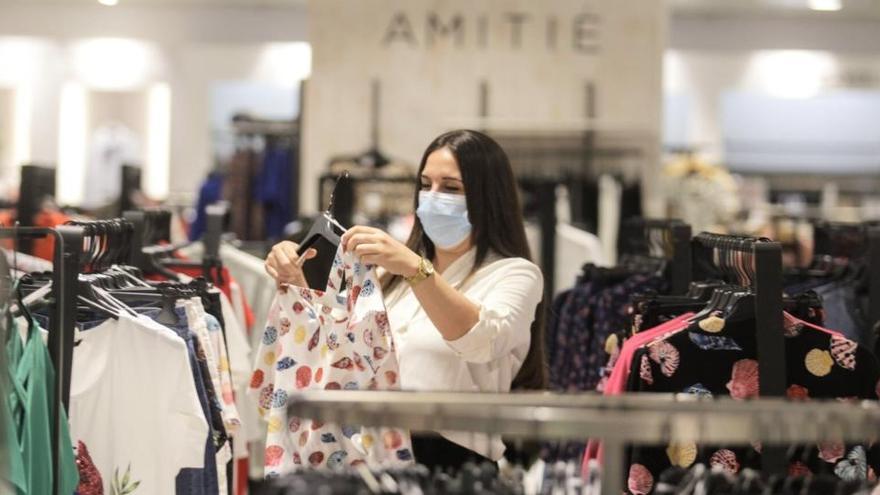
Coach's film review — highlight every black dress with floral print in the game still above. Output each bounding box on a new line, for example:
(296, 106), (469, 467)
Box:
(623, 313), (880, 495)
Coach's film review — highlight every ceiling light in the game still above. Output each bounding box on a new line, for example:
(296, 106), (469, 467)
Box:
(808, 0), (842, 11)
(98, 0), (119, 6)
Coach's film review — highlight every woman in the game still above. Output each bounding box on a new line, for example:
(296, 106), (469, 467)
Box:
(265, 129), (545, 470)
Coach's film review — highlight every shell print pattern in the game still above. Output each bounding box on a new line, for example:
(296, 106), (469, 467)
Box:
(805, 349), (834, 377)
(360, 279), (375, 297)
(375, 312), (390, 335)
(683, 383), (713, 398)
(639, 354), (654, 385)
(307, 328), (320, 351)
(648, 341), (680, 377)
(251, 245), (412, 475)
(783, 318), (804, 338)
(265, 445), (284, 467)
(698, 314), (726, 333)
(688, 333), (742, 351)
(666, 442), (697, 468)
(263, 326), (278, 345)
(726, 359), (759, 400)
(710, 449), (740, 474)
(786, 384), (809, 400)
(250, 370), (265, 389)
(830, 334), (857, 371)
(279, 317), (291, 335)
(834, 446), (867, 481)
(818, 441), (845, 463)
(276, 357), (296, 371)
(352, 353), (366, 372)
(627, 464), (654, 495)
(258, 384), (275, 410)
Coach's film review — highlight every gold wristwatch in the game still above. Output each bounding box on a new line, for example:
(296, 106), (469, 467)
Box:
(405, 257), (435, 286)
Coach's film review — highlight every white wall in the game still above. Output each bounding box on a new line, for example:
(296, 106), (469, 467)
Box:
(0, 2), (308, 203)
(671, 14), (880, 54)
(306, 0), (668, 216)
(665, 13), (880, 166)
(665, 50), (880, 163)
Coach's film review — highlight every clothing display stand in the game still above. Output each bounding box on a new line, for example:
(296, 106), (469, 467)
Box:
(691, 233), (786, 478)
(123, 210), (148, 270)
(0, 225), (83, 495)
(231, 116), (301, 226)
(287, 390), (880, 495)
(526, 178), (558, 305)
(119, 164), (141, 217)
(618, 217), (693, 294)
(127, 204), (226, 280)
(16, 165), (57, 253)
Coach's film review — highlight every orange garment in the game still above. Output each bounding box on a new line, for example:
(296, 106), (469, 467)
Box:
(32, 210), (71, 261)
(0, 210), (15, 250)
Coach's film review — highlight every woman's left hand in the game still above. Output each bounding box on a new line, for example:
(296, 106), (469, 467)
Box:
(341, 226), (421, 278)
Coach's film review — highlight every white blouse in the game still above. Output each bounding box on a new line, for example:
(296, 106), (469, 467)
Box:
(384, 248), (544, 460)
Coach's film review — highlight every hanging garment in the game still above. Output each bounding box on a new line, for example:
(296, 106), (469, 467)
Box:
(254, 144), (293, 240)
(155, 305), (221, 495)
(190, 172), (226, 241)
(31, 209), (71, 261)
(225, 148), (265, 241)
(4, 318), (79, 495)
(624, 312), (880, 494)
(544, 269), (664, 462)
(185, 299), (236, 495)
(250, 248), (412, 475)
(69, 313), (209, 494)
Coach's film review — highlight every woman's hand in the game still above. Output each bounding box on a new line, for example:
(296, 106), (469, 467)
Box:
(341, 226), (421, 278)
(265, 241), (317, 288)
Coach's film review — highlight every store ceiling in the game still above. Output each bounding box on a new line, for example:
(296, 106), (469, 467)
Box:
(0, 0), (307, 6)
(5, 0), (880, 19)
(671, 0), (880, 20)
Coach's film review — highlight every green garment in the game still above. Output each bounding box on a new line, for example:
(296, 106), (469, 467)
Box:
(6, 319), (79, 494)
(3, 318), (26, 493)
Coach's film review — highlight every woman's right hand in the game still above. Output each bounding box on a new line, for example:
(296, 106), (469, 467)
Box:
(264, 241), (318, 288)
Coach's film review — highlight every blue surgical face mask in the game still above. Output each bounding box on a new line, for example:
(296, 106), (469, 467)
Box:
(416, 191), (472, 249)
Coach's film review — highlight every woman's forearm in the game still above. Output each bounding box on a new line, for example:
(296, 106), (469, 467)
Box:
(410, 273), (480, 341)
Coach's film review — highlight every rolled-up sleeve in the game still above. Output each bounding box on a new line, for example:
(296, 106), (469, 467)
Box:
(444, 259), (544, 363)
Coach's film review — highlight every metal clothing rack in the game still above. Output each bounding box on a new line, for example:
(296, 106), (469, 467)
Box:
(288, 390), (880, 495)
(126, 204), (227, 280)
(691, 232), (786, 478)
(119, 164), (142, 217)
(231, 113), (302, 229)
(618, 217), (693, 294)
(0, 225), (83, 495)
(17, 164), (57, 252)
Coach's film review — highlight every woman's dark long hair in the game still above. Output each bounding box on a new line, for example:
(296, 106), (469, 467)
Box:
(382, 129), (547, 390)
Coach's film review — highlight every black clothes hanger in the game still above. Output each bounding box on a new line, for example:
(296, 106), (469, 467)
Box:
(297, 172), (349, 257)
